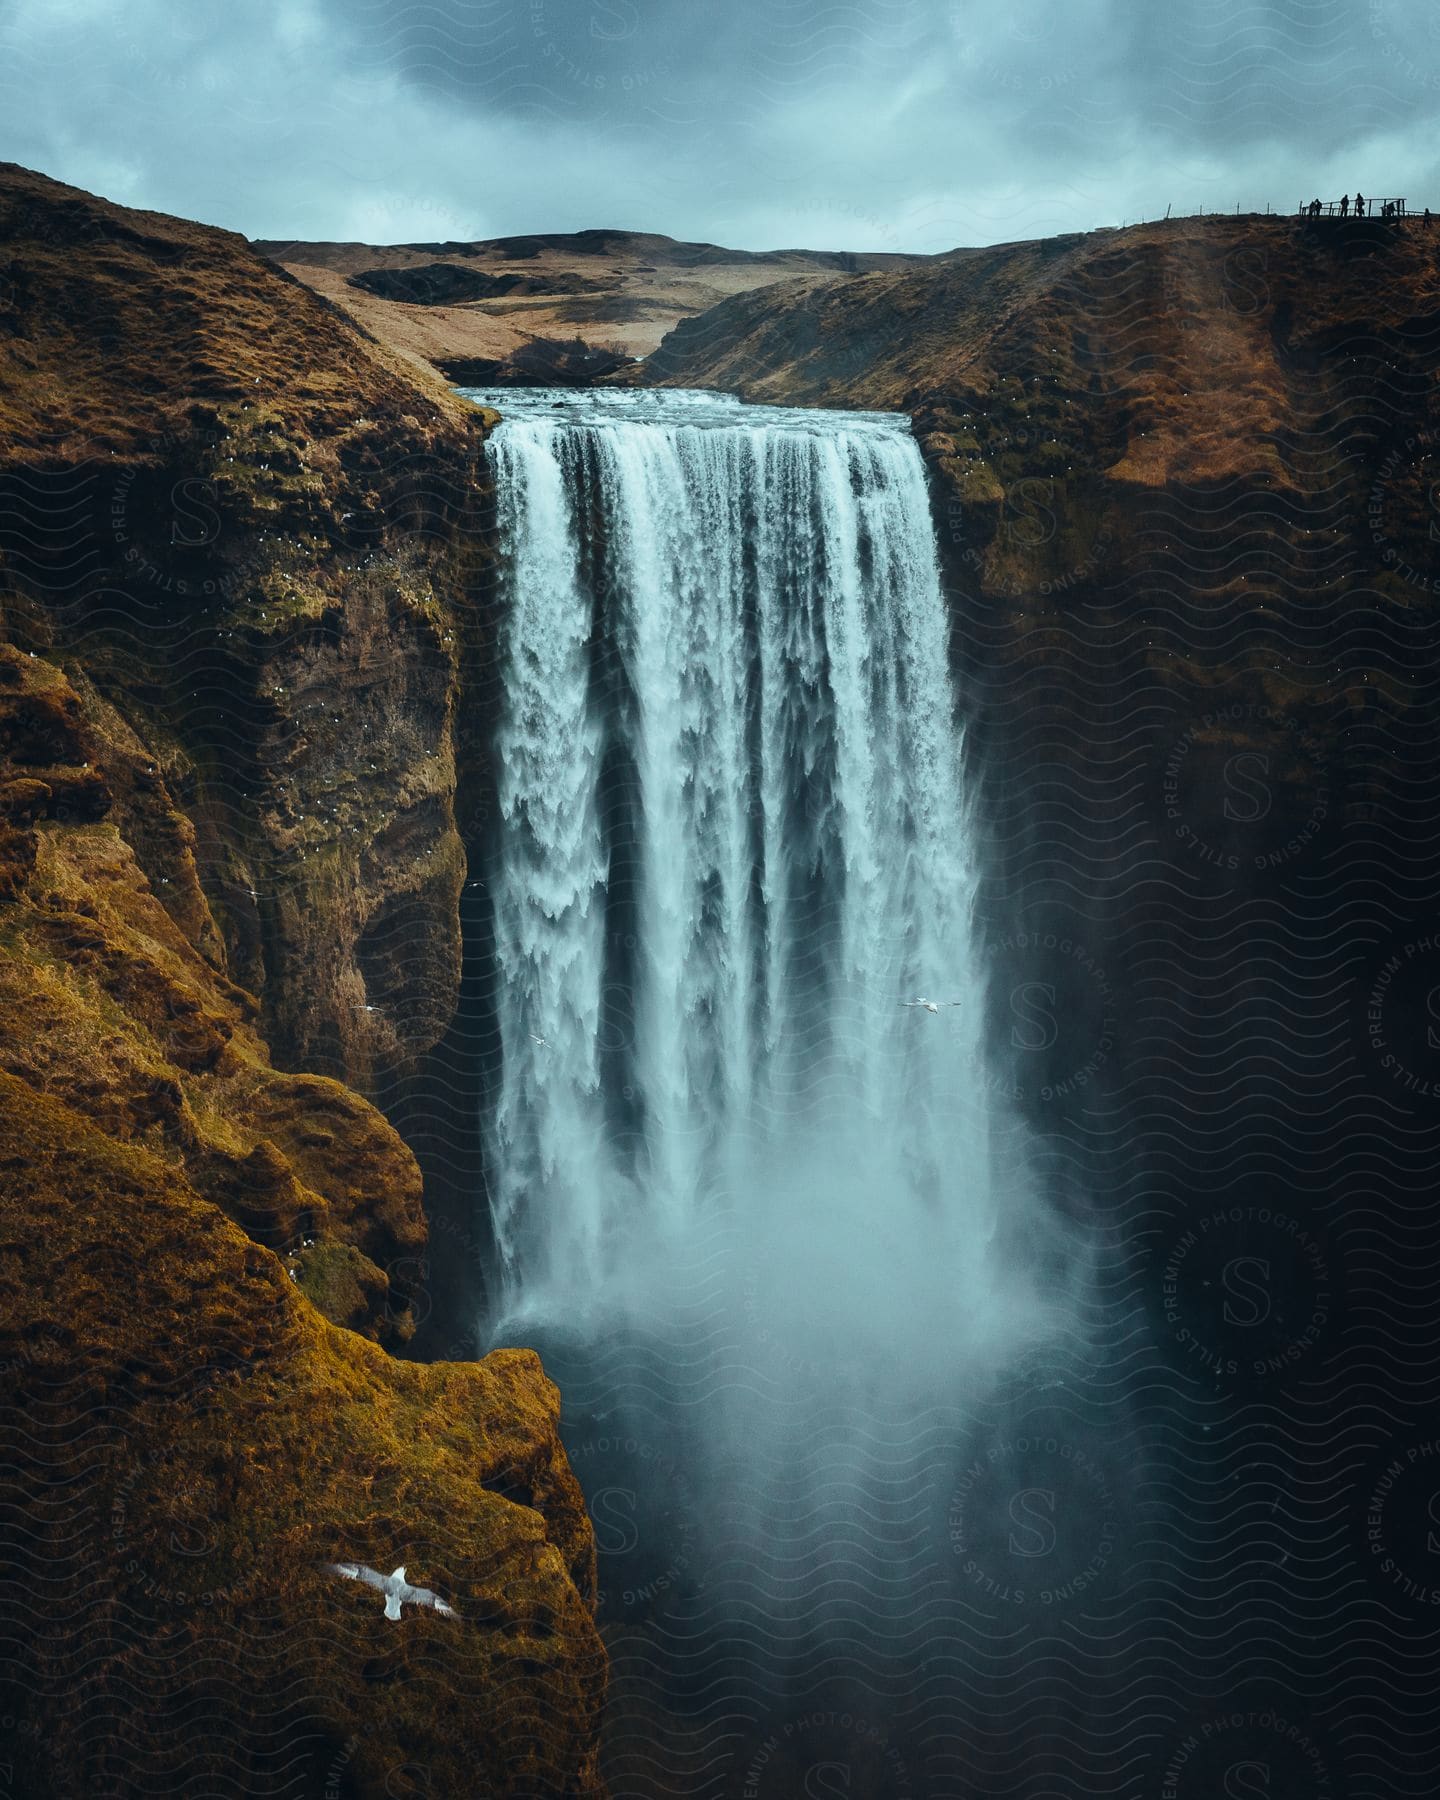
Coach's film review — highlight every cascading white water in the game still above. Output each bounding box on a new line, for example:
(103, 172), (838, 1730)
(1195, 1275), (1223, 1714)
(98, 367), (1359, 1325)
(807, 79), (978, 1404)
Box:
(475, 387), (1061, 1388)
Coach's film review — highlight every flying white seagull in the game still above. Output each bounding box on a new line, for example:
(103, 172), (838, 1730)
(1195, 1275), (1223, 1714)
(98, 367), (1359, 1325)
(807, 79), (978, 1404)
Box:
(899, 998), (963, 1015)
(324, 1562), (456, 1621)
(528, 1032), (549, 1047)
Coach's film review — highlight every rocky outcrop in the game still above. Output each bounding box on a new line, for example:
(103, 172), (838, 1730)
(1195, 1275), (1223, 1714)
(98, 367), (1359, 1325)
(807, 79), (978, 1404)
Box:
(0, 1072), (605, 1799)
(0, 160), (490, 1096)
(0, 163), (605, 1797)
(350, 264), (608, 305)
(439, 337), (639, 388)
(0, 644), (426, 1332)
(0, 648), (608, 1796)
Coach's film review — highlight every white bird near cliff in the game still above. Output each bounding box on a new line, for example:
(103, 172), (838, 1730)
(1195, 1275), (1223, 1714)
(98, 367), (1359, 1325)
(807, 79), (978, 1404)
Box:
(529, 1032), (549, 1047)
(324, 1562), (456, 1621)
(900, 998), (963, 1016)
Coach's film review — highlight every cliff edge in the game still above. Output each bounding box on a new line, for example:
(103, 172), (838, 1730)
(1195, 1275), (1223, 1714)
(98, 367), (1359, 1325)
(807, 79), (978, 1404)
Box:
(647, 213), (1440, 1027)
(0, 164), (605, 1797)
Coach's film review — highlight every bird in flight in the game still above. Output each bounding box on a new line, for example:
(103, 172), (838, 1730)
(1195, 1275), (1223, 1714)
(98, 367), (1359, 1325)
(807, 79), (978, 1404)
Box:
(528, 1032), (549, 1047)
(899, 998), (963, 1015)
(324, 1562), (456, 1621)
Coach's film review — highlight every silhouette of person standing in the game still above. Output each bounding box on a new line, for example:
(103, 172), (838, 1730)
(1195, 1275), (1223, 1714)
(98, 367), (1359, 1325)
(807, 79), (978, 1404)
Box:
(1340, 193), (1350, 217)
(1355, 192), (1365, 217)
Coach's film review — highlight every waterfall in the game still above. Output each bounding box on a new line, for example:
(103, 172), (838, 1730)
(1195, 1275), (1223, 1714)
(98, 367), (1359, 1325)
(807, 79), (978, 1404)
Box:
(474, 388), (1063, 1391)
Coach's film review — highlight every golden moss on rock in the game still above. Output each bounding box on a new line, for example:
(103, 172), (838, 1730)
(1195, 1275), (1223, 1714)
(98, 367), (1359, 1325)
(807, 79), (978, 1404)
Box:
(0, 162), (608, 1792)
(0, 165), (607, 1794)
(289, 1240), (395, 1338)
(0, 645), (426, 1328)
(0, 161), (474, 463)
(0, 162), (494, 1102)
(0, 639), (606, 1796)
(0, 1073), (605, 1799)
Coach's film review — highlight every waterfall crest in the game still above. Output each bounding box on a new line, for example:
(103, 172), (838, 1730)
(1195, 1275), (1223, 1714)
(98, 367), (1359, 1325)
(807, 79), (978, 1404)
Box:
(477, 387), (1061, 1384)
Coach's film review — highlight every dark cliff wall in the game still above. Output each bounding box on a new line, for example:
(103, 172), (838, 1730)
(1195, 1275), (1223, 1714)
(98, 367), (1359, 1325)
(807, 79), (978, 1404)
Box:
(0, 164), (604, 1797)
(0, 160), (490, 1096)
(649, 215), (1440, 1785)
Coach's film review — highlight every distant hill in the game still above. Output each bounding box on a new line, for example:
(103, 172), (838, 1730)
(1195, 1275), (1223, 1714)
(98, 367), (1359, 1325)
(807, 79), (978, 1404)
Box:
(254, 227), (933, 382)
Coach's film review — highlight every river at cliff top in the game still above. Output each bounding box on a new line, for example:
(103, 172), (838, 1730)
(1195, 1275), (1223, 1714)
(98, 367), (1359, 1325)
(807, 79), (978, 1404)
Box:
(462, 385), (1112, 1792)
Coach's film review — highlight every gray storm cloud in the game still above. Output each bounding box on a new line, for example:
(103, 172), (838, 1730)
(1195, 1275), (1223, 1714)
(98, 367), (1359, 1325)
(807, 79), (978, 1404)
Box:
(2, 0), (1437, 249)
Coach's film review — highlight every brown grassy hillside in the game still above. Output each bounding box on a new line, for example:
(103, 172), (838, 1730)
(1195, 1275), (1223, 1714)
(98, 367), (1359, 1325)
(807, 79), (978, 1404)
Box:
(257, 226), (931, 380)
(648, 212), (1440, 821)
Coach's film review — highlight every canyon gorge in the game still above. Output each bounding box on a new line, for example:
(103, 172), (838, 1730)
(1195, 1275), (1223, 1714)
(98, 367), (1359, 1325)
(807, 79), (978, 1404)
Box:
(2, 159), (1439, 1797)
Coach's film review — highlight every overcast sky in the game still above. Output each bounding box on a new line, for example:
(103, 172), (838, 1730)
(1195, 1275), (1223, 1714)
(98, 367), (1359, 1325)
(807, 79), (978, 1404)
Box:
(3, 0), (1439, 252)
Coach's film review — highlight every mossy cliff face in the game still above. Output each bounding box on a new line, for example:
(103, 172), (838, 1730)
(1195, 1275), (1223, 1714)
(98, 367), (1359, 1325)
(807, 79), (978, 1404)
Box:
(0, 166), (605, 1795)
(0, 161), (499, 1097)
(0, 1074), (604, 1798)
(0, 644), (425, 1338)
